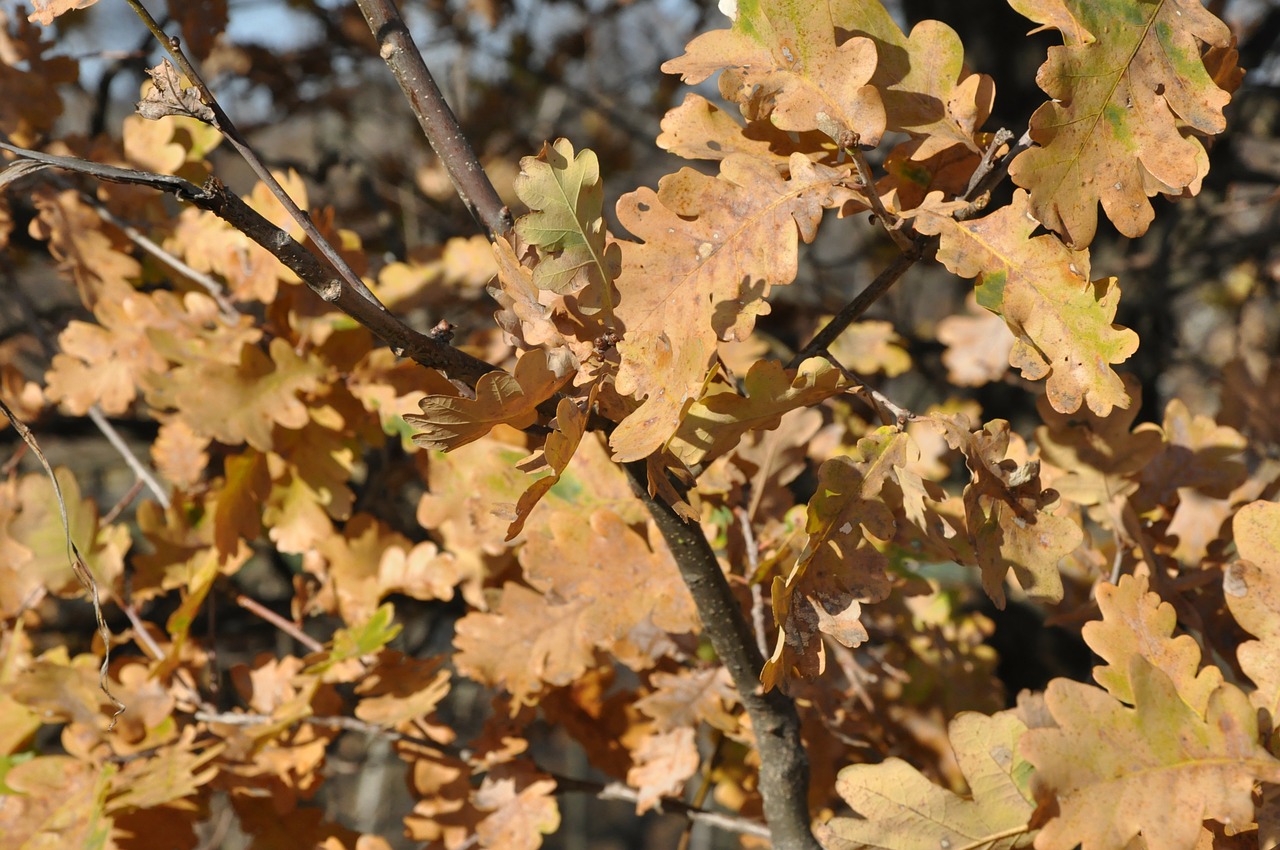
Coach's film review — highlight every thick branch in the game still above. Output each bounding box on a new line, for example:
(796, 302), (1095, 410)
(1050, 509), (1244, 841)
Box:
(625, 462), (821, 850)
(354, 0), (513, 240)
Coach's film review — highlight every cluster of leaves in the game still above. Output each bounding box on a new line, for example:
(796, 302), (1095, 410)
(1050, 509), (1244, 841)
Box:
(1, 1), (1278, 849)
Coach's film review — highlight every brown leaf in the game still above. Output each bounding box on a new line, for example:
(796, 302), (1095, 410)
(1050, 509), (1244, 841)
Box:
(136, 59), (215, 123)
(455, 509), (699, 704)
(1225, 500), (1280, 720)
(916, 189), (1138, 416)
(668, 357), (848, 470)
(1008, 0), (1234, 247)
(610, 154), (855, 461)
(408, 349), (571, 452)
(663, 2), (885, 146)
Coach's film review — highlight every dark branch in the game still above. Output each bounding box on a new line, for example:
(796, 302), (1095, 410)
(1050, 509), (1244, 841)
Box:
(1, 142), (499, 388)
(625, 461), (822, 850)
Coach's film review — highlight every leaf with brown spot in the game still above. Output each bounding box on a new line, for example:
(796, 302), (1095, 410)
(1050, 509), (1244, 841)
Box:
(1007, 0), (1235, 247)
(916, 189), (1138, 416)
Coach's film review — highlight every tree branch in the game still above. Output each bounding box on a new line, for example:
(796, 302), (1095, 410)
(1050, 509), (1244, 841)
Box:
(790, 128), (1027, 368)
(353, 0), (514, 241)
(0, 141), (500, 388)
(121, 0), (387, 311)
(624, 461), (821, 850)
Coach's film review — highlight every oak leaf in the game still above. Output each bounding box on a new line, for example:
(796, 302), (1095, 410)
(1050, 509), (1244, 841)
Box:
(1007, 0), (1234, 247)
(916, 189), (1138, 416)
(841, 7), (995, 155)
(1084, 574), (1223, 715)
(29, 186), (140, 306)
(762, 449), (896, 690)
(635, 667), (738, 734)
(657, 94), (823, 167)
(1225, 500), (1280, 720)
(668, 357), (847, 470)
(828, 710), (1035, 850)
(829, 320), (911, 378)
(454, 509), (698, 705)
(473, 767), (560, 850)
(514, 139), (619, 312)
(1022, 658), (1280, 850)
(506, 395), (589, 541)
(610, 154), (855, 461)
(937, 294), (1015, 387)
(408, 349), (570, 452)
(627, 727), (700, 813)
(662, 1), (886, 146)
(1034, 374), (1162, 509)
(355, 652), (452, 734)
(938, 418), (1079, 608)
(161, 337), (329, 452)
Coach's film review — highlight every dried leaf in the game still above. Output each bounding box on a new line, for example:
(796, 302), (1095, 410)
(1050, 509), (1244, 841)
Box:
(762, 446), (896, 690)
(408, 349), (570, 452)
(829, 710), (1035, 850)
(1023, 658), (1280, 850)
(1007, 0), (1234, 247)
(916, 189), (1138, 416)
(136, 60), (214, 123)
(1084, 574), (1223, 715)
(1225, 500), (1280, 720)
(668, 357), (847, 470)
(610, 154), (854, 461)
(662, 2), (886, 146)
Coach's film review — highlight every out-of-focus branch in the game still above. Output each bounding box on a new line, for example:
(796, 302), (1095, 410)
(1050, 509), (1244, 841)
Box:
(354, 0), (514, 241)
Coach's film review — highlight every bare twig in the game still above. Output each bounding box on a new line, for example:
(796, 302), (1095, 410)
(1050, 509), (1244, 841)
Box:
(1, 398), (125, 727)
(82, 189), (240, 320)
(120, 0), (386, 311)
(553, 775), (771, 840)
(353, 0), (513, 240)
(624, 460), (821, 850)
(86, 405), (171, 510)
(233, 593), (324, 654)
(191, 705), (771, 840)
(791, 128), (1029, 368)
(847, 145), (912, 252)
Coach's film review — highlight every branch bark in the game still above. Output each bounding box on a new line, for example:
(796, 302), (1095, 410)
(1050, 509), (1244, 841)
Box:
(625, 462), (822, 850)
(354, 0), (514, 240)
(0, 142), (500, 388)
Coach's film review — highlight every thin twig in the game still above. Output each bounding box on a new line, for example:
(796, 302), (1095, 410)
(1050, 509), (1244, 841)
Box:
(120, 0), (386, 311)
(847, 145), (912, 252)
(233, 592), (324, 653)
(86, 405), (171, 510)
(2, 257), (173, 509)
(790, 128), (1028, 369)
(353, 0), (513, 240)
(102, 478), (146, 525)
(554, 775), (771, 840)
(624, 460), (821, 850)
(82, 189), (240, 320)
